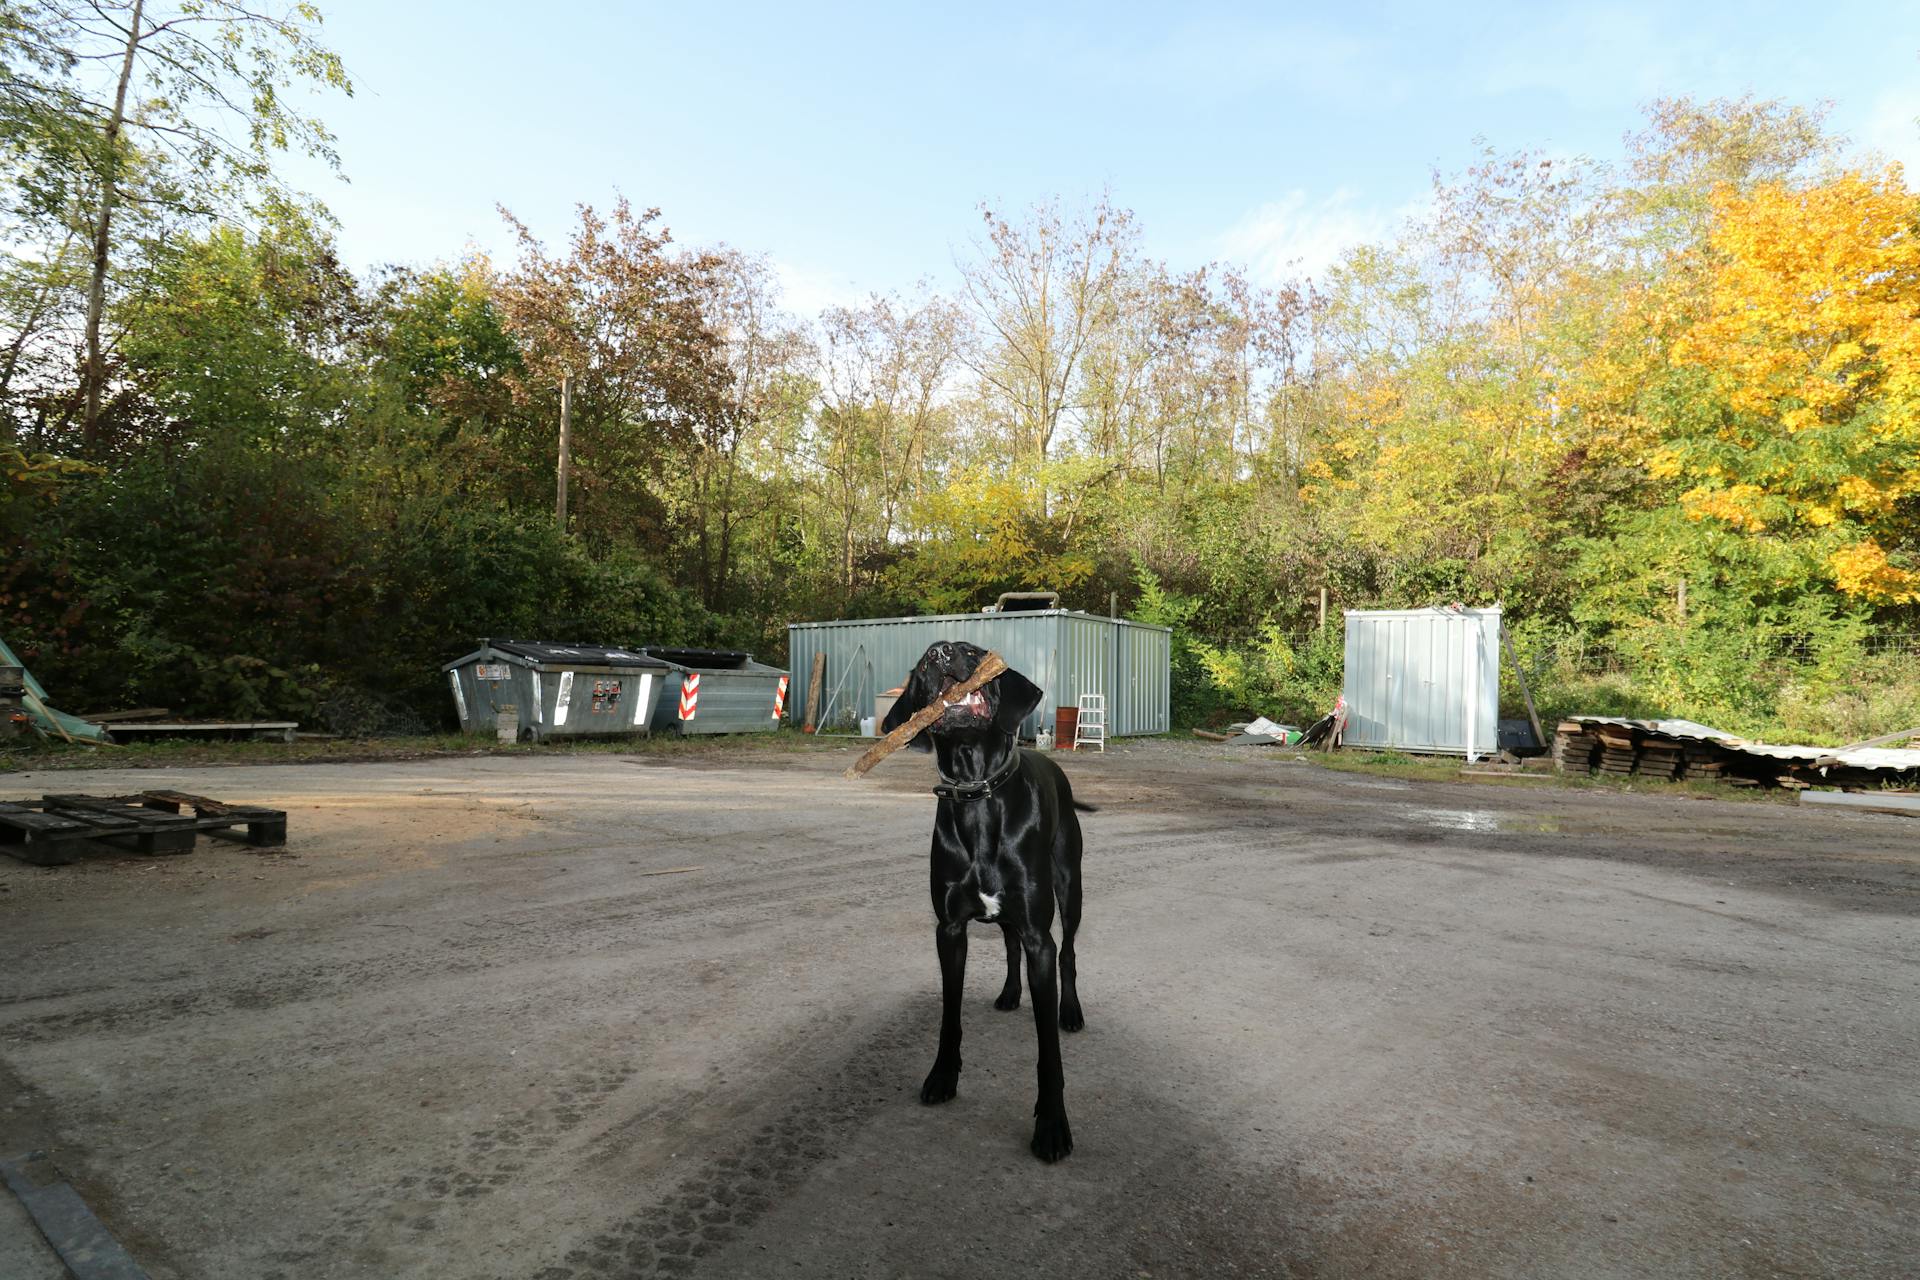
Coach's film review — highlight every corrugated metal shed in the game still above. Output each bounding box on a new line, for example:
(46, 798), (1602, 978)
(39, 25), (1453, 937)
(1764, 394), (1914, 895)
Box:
(442, 640), (668, 742)
(643, 648), (789, 736)
(1342, 607), (1501, 758)
(785, 610), (1171, 739)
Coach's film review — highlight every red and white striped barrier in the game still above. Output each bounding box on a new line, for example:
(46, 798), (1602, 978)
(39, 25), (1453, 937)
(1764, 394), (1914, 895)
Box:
(772, 675), (789, 721)
(678, 673), (700, 721)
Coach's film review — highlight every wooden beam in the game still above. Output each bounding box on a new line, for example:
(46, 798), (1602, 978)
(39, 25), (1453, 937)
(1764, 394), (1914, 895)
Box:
(1799, 790), (1920, 817)
(1500, 626), (1546, 754)
(802, 650), (827, 734)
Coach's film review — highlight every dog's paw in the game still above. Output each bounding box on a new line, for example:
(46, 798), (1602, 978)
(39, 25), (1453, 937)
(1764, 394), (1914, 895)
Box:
(1059, 998), (1084, 1032)
(1030, 1107), (1073, 1162)
(920, 1068), (960, 1105)
(993, 987), (1021, 1011)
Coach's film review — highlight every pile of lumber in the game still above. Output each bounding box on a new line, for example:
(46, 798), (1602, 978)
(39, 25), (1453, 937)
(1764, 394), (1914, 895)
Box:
(1554, 720), (1724, 782)
(1555, 715), (1919, 796)
(1679, 743), (1726, 781)
(1593, 724), (1639, 777)
(1636, 739), (1683, 780)
(1553, 722), (1598, 772)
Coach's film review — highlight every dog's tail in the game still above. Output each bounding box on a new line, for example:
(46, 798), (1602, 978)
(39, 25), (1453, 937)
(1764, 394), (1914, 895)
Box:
(1072, 800), (1099, 813)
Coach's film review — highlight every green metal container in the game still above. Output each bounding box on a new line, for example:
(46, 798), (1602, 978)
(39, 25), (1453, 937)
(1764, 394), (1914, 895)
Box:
(442, 640), (669, 742)
(643, 648), (790, 736)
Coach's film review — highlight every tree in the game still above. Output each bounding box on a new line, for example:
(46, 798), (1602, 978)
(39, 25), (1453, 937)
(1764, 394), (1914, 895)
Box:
(492, 199), (736, 559)
(813, 289), (961, 595)
(958, 195), (1136, 487)
(687, 247), (809, 608)
(0, 1), (350, 448)
(1667, 167), (1920, 603)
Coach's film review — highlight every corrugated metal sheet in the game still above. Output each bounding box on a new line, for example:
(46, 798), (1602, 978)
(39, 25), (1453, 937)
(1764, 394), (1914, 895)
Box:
(1342, 607), (1501, 758)
(786, 610), (1171, 739)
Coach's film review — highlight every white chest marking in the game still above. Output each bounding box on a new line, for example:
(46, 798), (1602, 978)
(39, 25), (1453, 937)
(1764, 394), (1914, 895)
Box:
(979, 892), (1002, 920)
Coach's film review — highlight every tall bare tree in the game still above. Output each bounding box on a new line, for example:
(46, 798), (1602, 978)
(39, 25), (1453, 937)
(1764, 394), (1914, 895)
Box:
(958, 195), (1136, 481)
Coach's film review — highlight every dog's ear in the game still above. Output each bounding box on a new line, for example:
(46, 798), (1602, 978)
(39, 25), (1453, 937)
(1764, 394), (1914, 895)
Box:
(991, 667), (1044, 737)
(883, 656), (937, 752)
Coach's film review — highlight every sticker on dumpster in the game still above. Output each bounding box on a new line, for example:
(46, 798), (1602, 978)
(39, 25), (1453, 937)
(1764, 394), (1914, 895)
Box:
(679, 673), (700, 720)
(772, 674), (788, 720)
(531, 677), (543, 723)
(633, 672), (653, 725)
(449, 671), (468, 723)
(555, 670), (575, 726)
(474, 662), (510, 681)
(592, 679), (621, 714)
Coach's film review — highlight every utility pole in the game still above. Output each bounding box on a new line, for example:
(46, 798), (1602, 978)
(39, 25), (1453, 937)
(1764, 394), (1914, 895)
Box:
(556, 371), (573, 530)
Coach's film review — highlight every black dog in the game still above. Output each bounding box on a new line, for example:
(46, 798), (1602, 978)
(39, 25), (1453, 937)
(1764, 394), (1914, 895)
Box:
(882, 639), (1091, 1162)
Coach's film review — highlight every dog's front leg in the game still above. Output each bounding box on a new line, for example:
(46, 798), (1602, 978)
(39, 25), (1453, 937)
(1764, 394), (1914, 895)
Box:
(1022, 929), (1073, 1161)
(994, 922), (1022, 1011)
(921, 924), (966, 1104)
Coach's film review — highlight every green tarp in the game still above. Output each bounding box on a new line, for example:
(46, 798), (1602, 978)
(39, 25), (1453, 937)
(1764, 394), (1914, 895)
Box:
(0, 636), (110, 743)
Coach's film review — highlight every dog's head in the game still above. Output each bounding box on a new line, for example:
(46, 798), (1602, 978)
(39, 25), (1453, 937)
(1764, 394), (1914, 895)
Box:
(882, 640), (1044, 750)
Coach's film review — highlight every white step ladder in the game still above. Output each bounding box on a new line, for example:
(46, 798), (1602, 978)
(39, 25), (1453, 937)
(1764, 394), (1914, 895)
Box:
(1073, 693), (1107, 753)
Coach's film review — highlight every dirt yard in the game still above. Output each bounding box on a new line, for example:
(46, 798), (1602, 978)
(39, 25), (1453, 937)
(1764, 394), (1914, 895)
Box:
(2, 742), (1916, 1279)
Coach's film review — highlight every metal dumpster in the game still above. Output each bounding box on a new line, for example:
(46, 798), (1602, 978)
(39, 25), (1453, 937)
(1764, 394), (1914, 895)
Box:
(442, 640), (669, 742)
(643, 647), (790, 736)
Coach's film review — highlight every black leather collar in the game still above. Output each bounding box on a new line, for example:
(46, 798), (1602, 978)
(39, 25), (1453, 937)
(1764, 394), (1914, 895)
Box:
(933, 749), (1023, 802)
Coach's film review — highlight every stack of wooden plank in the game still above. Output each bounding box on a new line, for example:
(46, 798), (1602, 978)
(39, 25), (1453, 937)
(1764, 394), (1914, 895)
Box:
(1636, 740), (1683, 780)
(1593, 725), (1639, 777)
(1553, 722), (1598, 773)
(1679, 742), (1726, 782)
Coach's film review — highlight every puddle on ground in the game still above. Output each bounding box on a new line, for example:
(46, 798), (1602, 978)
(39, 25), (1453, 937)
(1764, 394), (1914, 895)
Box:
(1407, 807), (1563, 834)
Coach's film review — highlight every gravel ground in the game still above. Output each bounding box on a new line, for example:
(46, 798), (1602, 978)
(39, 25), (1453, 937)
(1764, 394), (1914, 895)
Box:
(1, 741), (1916, 1279)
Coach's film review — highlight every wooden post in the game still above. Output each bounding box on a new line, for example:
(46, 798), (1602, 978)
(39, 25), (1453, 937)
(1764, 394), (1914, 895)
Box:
(1319, 586), (1328, 632)
(1676, 578), (1687, 623)
(802, 651), (827, 734)
(556, 371), (573, 530)
(1109, 590), (1117, 619)
(1500, 626), (1546, 755)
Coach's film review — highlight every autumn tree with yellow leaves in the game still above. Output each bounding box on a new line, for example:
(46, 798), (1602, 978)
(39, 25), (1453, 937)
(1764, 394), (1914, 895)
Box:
(1666, 169), (1920, 603)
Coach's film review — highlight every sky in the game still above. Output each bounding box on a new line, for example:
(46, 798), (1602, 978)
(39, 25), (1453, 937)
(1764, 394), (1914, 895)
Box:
(279, 1), (1920, 313)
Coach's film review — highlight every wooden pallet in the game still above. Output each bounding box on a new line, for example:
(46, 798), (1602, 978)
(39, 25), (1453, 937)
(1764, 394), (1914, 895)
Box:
(0, 790), (286, 866)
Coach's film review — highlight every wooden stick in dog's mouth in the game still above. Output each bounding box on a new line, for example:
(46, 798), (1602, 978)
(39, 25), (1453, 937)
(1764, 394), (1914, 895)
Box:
(843, 651), (1010, 779)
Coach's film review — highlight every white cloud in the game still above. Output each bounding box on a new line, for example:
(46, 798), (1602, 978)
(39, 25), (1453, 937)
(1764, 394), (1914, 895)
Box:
(1217, 189), (1401, 286)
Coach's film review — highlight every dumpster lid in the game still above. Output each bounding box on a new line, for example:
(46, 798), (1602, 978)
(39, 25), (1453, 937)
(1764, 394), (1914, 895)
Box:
(486, 640), (666, 668)
(641, 646), (752, 670)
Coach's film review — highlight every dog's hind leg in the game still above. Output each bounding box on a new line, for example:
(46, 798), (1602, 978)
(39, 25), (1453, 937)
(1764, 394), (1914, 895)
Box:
(1056, 818), (1085, 1033)
(994, 922), (1022, 1010)
(1057, 884), (1084, 1032)
(921, 925), (967, 1105)
(1022, 923), (1073, 1161)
